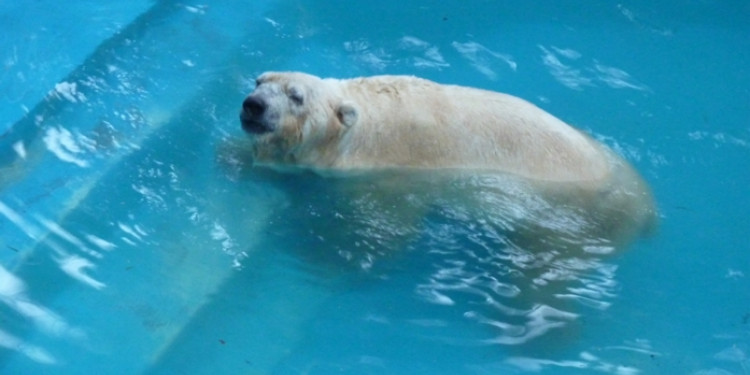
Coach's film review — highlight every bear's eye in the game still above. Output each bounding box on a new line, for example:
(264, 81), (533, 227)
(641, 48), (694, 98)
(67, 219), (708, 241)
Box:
(288, 86), (304, 105)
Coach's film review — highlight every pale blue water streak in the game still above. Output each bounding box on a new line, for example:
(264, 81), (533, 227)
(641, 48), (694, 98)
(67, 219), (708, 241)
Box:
(0, 1), (749, 374)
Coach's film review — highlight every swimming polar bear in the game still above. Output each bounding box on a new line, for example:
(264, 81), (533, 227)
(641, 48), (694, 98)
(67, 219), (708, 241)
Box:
(237, 71), (656, 249)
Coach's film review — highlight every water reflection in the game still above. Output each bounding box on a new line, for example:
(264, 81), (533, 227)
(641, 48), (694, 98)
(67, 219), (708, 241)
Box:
(506, 351), (640, 374)
(228, 161), (653, 356)
(0, 329), (56, 365)
(452, 41), (517, 80)
(539, 45), (649, 92)
(0, 264), (84, 365)
(409, 180), (627, 347)
(54, 255), (106, 290)
(232, 162), (654, 374)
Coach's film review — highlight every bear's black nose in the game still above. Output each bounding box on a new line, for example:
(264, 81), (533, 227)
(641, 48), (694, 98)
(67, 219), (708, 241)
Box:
(243, 96), (267, 116)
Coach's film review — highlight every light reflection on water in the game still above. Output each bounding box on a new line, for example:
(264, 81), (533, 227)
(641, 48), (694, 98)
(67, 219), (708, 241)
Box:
(0, 265), (74, 365)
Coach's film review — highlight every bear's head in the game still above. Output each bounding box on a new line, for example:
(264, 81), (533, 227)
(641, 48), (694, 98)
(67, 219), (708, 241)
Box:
(239, 71), (358, 164)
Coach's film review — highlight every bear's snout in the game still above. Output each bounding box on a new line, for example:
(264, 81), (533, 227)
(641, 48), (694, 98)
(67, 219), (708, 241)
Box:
(243, 96), (267, 117)
(240, 95), (274, 134)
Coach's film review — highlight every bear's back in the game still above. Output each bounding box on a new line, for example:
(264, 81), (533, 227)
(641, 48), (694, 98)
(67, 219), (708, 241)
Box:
(337, 75), (611, 184)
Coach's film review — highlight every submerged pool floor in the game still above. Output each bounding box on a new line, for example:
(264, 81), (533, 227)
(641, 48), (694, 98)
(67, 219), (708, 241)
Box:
(1, 1), (749, 374)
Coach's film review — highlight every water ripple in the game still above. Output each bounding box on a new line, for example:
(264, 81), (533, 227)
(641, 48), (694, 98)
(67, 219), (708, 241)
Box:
(395, 172), (628, 346)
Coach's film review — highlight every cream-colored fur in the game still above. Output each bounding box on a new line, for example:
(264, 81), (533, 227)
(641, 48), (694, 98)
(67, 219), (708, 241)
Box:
(244, 72), (612, 182)
(239, 71), (656, 244)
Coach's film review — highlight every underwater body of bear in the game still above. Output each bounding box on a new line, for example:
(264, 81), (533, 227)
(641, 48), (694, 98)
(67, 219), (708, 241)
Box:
(238, 71), (656, 251)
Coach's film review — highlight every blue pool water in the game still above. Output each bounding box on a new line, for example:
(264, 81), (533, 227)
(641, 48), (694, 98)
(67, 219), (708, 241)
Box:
(1, 1), (749, 374)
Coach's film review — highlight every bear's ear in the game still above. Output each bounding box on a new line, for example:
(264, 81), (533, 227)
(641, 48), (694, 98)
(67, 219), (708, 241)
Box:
(336, 101), (358, 128)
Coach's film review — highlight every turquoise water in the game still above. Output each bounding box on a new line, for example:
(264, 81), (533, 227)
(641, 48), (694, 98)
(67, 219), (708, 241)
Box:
(1, 1), (749, 374)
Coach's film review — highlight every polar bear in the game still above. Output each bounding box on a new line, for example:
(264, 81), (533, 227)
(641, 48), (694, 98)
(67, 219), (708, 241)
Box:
(238, 71), (656, 248)
(241, 72), (609, 181)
